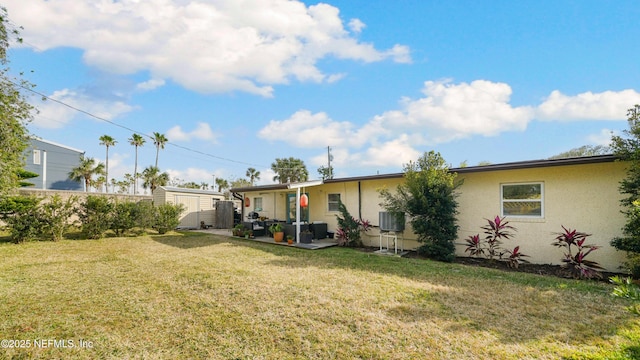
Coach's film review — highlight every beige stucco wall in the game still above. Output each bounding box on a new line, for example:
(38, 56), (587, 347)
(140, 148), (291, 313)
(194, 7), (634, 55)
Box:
(237, 161), (628, 271)
(454, 161), (627, 271)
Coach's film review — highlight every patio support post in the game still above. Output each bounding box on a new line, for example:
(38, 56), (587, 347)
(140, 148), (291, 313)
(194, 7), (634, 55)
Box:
(296, 187), (301, 243)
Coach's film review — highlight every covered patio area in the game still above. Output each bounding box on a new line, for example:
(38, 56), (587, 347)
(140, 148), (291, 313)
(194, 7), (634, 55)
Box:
(197, 228), (339, 250)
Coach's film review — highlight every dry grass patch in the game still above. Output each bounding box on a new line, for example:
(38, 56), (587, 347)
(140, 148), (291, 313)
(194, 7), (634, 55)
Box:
(0, 232), (638, 359)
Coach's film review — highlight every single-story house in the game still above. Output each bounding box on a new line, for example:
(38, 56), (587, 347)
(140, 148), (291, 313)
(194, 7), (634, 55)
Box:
(231, 155), (628, 271)
(23, 138), (84, 191)
(153, 186), (226, 229)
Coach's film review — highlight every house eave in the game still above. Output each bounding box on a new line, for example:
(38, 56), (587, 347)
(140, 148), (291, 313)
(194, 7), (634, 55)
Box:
(231, 154), (620, 192)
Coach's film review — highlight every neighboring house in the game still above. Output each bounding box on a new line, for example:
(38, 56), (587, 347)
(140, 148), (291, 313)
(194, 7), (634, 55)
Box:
(23, 138), (84, 191)
(231, 155), (628, 271)
(153, 186), (226, 229)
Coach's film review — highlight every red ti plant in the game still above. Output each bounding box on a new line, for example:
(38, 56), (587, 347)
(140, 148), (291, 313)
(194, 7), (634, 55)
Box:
(481, 216), (516, 260)
(464, 234), (484, 257)
(552, 225), (604, 279)
(503, 246), (530, 269)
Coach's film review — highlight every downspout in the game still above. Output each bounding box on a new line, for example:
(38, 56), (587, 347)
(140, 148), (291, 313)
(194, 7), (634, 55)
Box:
(296, 187), (301, 243)
(42, 150), (47, 190)
(358, 181), (362, 220)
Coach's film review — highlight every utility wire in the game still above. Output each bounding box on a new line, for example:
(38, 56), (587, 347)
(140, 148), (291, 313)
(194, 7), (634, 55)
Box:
(4, 75), (269, 169)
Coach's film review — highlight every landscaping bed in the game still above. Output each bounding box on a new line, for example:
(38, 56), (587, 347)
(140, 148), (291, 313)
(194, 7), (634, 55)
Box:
(405, 250), (625, 282)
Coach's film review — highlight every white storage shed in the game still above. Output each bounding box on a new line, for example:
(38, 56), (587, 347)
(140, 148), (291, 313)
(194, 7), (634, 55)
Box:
(153, 186), (225, 229)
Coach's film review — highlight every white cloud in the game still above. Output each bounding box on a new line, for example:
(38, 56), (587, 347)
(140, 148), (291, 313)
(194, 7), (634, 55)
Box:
(385, 44), (412, 64)
(258, 110), (365, 148)
(587, 129), (616, 146)
(166, 122), (218, 143)
(33, 88), (136, 129)
(348, 18), (366, 33)
(537, 89), (640, 121)
(354, 136), (421, 167)
(258, 79), (639, 171)
(136, 78), (166, 91)
(7, 0), (411, 97)
(326, 73), (347, 83)
(374, 79), (534, 144)
(167, 167), (217, 186)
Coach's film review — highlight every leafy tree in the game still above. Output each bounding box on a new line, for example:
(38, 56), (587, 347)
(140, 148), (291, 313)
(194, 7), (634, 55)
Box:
(318, 165), (334, 180)
(549, 144), (610, 159)
(179, 181), (200, 189)
(379, 151), (461, 262)
(17, 169), (38, 187)
(68, 156), (105, 192)
(152, 132), (168, 168)
(0, 8), (35, 195)
(99, 135), (117, 192)
(141, 166), (169, 194)
(246, 167), (261, 185)
(611, 105), (640, 277)
(128, 133), (145, 194)
(271, 157), (309, 184)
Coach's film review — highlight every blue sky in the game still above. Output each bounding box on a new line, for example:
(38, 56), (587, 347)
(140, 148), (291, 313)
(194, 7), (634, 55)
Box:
(5, 0), (640, 189)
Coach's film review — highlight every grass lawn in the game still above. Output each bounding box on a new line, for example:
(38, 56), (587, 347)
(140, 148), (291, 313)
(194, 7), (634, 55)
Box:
(0, 232), (639, 359)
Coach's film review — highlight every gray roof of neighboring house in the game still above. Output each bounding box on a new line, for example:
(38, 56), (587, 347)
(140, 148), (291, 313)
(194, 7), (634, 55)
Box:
(230, 154), (619, 193)
(30, 137), (84, 154)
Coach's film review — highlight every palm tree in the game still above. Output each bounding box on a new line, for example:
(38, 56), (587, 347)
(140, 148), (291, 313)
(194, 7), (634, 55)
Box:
(215, 177), (229, 193)
(68, 156), (105, 192)
(94, 175), (106, 193)
(152, 132), (168, 168)
(246, 167), (261, 186)
(141, 166), (169, 194)
(271, 157), (309, 184)
(99, 135), (117, 193)
(128, 133), (146, 194)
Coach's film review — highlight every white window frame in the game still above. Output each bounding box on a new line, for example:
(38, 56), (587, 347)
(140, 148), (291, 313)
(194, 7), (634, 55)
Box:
(33, 149), (41, 165)
(254, 197), (263, 212)
(327, 193), (341, 212)
(500, 182), (544, 218)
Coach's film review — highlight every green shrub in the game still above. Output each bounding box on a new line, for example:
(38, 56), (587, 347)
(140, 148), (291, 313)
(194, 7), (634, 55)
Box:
(110, 200), (138, 236)
(155, 203), (184, 234)
(610, 276), (640, 316)
(39, 195), (78, 241)
(335, 201), (370, 247)
(379, 151), (460, 262)
(610, 105), (640, 278)
(77, 195), (113, 239)
(0, 195), (42, 243)
(133, 200), (156, 233)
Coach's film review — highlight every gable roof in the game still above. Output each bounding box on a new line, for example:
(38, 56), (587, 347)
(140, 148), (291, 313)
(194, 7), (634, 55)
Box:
(231, 154), (619, 193)
(30, 137), (85, 154)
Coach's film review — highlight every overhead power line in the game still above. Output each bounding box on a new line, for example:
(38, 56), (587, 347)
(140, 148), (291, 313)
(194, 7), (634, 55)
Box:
(4, 75), (268, 169)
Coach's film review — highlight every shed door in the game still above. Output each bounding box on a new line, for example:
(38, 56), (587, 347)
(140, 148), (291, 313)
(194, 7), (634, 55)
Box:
(175, 195), (200, 228)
